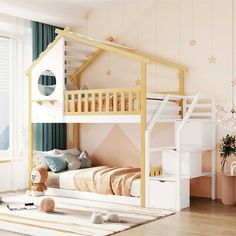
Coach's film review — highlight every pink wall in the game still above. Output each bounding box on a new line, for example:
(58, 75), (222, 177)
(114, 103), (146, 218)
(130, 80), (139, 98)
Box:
(70, 0), (236, 199)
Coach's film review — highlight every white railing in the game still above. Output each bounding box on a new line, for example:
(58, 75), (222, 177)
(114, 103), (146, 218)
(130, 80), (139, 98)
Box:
(175, 94), (199, 211)
(147, 94), (184, 132)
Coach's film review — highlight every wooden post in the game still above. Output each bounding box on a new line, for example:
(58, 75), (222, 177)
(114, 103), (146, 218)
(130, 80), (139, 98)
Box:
(28, 74), (33, 189)
(140, 62), (147, 207)
(73, 124), (79, 148)
(179, 70), (185, 118)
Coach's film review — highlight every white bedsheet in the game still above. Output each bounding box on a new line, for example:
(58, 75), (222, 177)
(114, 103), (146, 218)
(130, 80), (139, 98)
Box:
(59, 169), (78, 190)
(59, 169), (141, 197)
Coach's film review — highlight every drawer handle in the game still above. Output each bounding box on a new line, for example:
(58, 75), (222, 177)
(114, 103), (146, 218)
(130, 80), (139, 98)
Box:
(158, 180), (166, 183)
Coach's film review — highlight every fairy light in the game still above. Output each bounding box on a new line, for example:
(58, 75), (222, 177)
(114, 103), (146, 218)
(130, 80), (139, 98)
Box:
(217, 0), (236, 130)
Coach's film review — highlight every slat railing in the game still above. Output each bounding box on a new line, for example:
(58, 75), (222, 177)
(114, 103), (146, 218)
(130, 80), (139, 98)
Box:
(64, 87), (141, 115)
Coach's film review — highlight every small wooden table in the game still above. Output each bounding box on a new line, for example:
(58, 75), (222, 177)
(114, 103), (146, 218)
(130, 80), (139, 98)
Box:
(222, 173), (236, 205)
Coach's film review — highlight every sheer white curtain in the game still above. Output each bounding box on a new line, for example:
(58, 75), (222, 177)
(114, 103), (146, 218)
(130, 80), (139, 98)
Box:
(0, 14), (32, 191)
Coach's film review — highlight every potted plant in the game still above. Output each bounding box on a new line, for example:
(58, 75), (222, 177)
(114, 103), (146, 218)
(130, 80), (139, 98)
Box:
(219, 134), (236, 172)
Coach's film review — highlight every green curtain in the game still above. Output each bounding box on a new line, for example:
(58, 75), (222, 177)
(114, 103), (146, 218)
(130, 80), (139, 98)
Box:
(32, 22), (67, 151)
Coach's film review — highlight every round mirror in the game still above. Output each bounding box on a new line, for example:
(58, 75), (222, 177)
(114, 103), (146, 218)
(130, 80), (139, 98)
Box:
(38, 70), (56, 96)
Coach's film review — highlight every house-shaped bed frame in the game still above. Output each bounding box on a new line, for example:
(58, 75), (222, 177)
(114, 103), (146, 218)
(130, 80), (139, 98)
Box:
(26, 27), (216, 211)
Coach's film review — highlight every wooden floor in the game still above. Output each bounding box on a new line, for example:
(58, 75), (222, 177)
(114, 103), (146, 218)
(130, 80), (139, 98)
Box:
(117, 197), (236, 236)
(0, 197), (235, 236)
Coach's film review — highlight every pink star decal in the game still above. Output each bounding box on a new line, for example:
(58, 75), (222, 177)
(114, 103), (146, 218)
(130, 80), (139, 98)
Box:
(106, 69), (112, 76)
(134, 78), (141, 86)
(208, 55), (216, 64)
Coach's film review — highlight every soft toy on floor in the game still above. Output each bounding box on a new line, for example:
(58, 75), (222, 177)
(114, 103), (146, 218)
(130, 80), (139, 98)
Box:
(90, 211), (104, 224)
(103, 212), (121, 223)
(30, 165), (48, 197)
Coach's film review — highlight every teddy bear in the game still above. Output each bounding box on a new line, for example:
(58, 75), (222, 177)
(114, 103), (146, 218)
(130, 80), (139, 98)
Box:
(30, 165), (48, 197)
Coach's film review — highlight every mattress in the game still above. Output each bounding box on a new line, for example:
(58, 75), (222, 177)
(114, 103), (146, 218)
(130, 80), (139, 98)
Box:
(46, 169), (141, 197)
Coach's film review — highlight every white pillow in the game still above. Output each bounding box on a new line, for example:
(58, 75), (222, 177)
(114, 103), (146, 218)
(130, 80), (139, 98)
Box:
(55, 148), (80, 156)
(33, 149), (57, 170)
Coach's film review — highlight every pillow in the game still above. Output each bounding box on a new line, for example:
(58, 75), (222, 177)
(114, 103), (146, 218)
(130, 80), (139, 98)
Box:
(55, 148), (80, 156)
(64, 153), (81, 170)
(33, 149), (57, 170)
(79, 151), (91, 168)
(65, 84), (78, 91)
(45, 155), (68, 173)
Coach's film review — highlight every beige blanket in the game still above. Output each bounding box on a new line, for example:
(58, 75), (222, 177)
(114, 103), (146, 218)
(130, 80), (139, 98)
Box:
(73, 166), (140, 196)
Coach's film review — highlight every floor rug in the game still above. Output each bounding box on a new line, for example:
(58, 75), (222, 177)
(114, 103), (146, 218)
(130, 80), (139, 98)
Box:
(0, 193), (174, 236)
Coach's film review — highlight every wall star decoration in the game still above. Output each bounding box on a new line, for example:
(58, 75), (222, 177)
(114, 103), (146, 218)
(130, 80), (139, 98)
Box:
(189, 39), (197, 47)
(106, 69), (112, 76)
(208, 55), (216, 64)
(134, 78), (141, 86)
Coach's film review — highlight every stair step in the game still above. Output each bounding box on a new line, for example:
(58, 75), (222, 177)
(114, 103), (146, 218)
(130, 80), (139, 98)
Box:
(65, 39), (96, 49)
(186, 104), (212, 108)
(147, 105), (180, 112)
(190, 112), (212, 117)
(64, 46), (94, 55)
(65, 56), (86, 63)
(65, 65), (79, 70)
(65, 72), (72, 77)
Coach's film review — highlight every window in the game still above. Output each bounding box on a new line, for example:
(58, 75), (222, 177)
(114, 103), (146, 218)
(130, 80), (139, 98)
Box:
(0, 36), (10, 151)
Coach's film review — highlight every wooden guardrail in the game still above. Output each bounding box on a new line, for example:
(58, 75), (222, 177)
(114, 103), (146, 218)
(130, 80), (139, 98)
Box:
(64, 87), (142, 115)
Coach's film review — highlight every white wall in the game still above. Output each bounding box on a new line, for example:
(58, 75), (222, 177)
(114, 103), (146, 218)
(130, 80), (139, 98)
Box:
(0, 14), (32, 192)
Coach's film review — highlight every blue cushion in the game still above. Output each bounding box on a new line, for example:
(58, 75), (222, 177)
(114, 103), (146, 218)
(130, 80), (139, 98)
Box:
(79, 151), (91, 168)
(45, 155), (68, 173)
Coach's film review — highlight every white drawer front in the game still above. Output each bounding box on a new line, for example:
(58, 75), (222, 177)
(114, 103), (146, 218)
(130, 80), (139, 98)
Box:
(149, 179), (190, 210)
(149, 180), (175, 209)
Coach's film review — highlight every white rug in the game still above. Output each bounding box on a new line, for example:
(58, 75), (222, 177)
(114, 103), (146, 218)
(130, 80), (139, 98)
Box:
(0, 193), (174, 236)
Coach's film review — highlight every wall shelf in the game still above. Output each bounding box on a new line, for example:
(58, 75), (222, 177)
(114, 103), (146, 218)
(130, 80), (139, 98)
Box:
(32, 99), (57, 105)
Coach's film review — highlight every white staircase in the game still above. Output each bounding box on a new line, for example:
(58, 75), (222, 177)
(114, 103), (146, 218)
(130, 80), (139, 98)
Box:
(145, 94), (216, 211)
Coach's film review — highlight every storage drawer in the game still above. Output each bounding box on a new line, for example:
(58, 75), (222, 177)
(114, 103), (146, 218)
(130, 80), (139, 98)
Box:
(162, 150), (202, 177)
(149, 178), (189, 210)
(175, 120), (214, 149)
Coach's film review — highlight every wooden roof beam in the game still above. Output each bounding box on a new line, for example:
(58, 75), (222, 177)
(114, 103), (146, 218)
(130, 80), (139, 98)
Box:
(55, 29), (150, 63)
(136, 51), (188, 72)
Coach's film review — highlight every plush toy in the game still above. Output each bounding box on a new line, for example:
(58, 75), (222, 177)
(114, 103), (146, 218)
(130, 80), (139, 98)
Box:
(103, 212), (120, 223)
(90, 211), (104, 224)
(31, 165), (48, 197)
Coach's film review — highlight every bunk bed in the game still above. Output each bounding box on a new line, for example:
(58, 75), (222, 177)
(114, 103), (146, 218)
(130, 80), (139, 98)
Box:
(26, 27), (216, 211)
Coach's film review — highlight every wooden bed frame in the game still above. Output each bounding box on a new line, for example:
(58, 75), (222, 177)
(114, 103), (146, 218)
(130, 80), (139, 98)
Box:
(26, 27), (188, 208)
